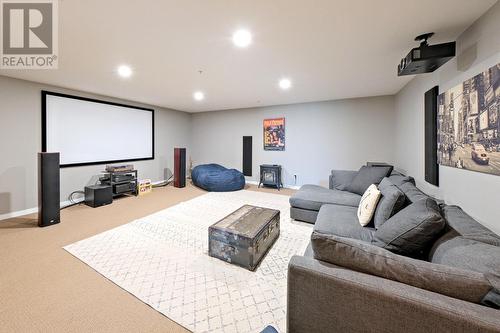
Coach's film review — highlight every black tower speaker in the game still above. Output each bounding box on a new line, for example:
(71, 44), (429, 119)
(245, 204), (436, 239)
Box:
(38, 152), (60, 227)
(425, 86), (439, 186)
(243, 136), (252, 176)
(174, 148), (186, 188)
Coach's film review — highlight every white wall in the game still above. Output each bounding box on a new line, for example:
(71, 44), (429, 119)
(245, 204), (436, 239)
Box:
(394, 1), (500, 234)
(191, 96), (396, 187)
(0, 76), (192, 217)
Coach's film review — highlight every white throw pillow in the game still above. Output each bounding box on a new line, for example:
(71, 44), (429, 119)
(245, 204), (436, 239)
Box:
(357, 184), (381, 226)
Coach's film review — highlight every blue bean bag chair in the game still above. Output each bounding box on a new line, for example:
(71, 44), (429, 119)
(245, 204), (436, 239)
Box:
(191, 164), (245, 192)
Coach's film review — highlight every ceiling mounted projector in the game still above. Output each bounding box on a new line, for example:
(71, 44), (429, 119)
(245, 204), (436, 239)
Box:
(397, 33), (456, 76)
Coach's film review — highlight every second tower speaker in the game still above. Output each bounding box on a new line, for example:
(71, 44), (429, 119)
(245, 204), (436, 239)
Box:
(243, 136), (252, 176)
(174, 148), (186, 188)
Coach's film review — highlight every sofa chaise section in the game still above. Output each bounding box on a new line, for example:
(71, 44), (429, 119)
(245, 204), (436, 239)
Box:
(289, 185), (361, 224)
(290, 166), (395, 224)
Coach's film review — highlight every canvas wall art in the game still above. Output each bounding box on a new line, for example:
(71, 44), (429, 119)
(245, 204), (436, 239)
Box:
(263, 117), (285, 151)
(437, 63), (499, 175)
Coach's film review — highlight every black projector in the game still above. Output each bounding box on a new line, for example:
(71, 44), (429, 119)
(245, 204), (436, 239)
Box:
(398, 33), (455, 76)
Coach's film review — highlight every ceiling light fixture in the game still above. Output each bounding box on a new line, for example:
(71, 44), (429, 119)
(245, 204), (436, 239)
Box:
(193, 91), (205, 101)
(232, 29), (252, 48)
(117, 65), (132, 78)
(279, 78), (292, 90)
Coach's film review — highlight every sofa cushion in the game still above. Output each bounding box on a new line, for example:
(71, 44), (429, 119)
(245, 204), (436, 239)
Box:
(357, 184), (381, 226)
(441, 205), (500, 246)
(290, 207), (318, 224)
(373, 198), (445, 255)
(346, 166), (393, 195)
(397, 181), (430, 204)
(429, 233), (500, 276)
(289, 185), (361, 211)
(311, 231), (500, 308)
(330, 170), (358, 190)
(387, 173), (415, 187)
(314, 204), (374, 242)
(389, 169), (404, 176)
(373, 178), (406, 229)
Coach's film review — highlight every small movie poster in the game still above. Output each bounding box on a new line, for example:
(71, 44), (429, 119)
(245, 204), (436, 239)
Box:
(263, 117), (285, 151)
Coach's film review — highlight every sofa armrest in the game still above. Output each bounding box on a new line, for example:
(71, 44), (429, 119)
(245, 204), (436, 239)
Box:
(287, 256), (500, 333)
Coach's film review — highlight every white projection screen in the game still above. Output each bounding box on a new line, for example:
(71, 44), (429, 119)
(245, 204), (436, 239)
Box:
(42, 91), (154, 167)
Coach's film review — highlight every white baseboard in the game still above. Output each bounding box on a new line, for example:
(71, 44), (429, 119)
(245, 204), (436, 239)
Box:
(0, 198), (87, 221)
(0, 178), (173, 222)
(246, 180), (300, 190)
(0, 207), (39, 221)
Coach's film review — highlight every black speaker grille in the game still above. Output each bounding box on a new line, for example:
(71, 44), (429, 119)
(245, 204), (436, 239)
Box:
(38, 152), (60, 227)
(425, 86), (439, 186)
(243, 136), (252, 176)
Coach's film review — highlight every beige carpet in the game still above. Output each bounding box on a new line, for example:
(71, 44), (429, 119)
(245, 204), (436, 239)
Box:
(0, 184), (295, 333)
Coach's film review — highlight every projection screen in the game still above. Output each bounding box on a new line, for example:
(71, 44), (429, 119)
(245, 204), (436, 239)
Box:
(42, 91), (154, 167)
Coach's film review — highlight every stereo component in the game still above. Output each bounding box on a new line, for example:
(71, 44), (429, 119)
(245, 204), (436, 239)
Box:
(113, 183), (136, 194)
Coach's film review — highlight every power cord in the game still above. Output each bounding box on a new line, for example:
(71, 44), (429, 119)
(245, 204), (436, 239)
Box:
(152, 175), (174, 188)
(61, 190), (85, 210)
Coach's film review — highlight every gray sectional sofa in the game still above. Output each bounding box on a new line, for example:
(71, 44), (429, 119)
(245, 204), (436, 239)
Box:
(287, 167), (500, 333)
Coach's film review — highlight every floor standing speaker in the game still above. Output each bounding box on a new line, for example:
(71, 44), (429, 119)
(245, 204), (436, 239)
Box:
(243, 136), (252, 176)
(174, 148), (186, 188)
(38, 152), (60, 227)
(425, 86), (439, 186)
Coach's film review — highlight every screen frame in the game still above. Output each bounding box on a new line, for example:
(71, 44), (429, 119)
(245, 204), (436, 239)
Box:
(41, 90), (155, 168)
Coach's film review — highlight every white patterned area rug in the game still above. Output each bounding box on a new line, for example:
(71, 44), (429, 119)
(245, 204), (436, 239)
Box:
(64, 190), (312, 333)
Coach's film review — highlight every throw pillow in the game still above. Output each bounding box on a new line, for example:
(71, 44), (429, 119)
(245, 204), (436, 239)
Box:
(311, 231), (500, 308)
(373, 178), (406, 229)
(373, 198), (445, 256)
(346, 165), (393, 195)
(357, 184), (381, 226)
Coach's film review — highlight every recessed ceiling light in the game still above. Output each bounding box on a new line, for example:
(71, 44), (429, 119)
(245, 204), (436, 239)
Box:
(232, 29), (252, 48)
(193, 91), (205, 101)
(117, 65), (132, 78)
(279, 78), (292, 90)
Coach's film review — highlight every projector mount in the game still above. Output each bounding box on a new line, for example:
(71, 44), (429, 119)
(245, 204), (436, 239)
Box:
(414, 32), (434, 47)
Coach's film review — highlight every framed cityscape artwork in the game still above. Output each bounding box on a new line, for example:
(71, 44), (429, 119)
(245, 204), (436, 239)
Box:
(437, 63), (499, 175)
(263, 117), (285, 151)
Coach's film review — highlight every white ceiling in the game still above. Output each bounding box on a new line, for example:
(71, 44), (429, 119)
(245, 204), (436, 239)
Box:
(1, 0), (497, 112)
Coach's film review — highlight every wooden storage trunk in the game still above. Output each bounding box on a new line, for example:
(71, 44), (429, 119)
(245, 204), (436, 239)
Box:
(208, 205), (280, 271)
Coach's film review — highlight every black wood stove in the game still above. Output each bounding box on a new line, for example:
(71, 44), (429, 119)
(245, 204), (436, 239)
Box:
(258, 164), (283, 190)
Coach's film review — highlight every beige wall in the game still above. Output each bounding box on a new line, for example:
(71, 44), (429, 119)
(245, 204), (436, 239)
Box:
(1, 75), (395, 218)
(394, 1), (500, 234)
(191, 96), (396, 187)
(0, 76), (192, 217)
